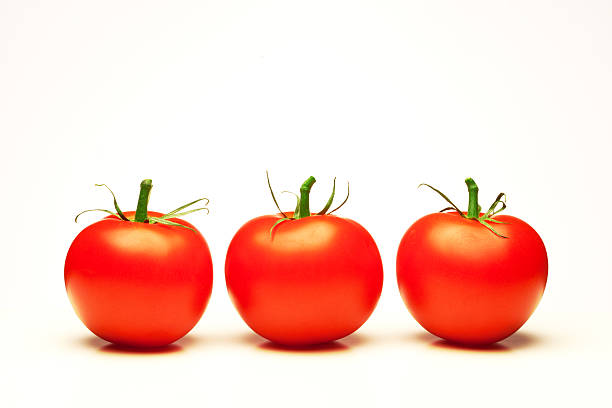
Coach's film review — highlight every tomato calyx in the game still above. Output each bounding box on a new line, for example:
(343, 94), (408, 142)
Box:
(266, 171), (350, 235)
(74, 179), (209, 231)
(419, 177), (509, 238)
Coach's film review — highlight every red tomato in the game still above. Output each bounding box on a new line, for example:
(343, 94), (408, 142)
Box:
(226, 174), (383, 346)
(65, 210), (213, 347)
(397, 179), (548, 345)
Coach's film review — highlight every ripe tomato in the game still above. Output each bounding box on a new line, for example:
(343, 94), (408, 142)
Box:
(225, 175), (383, 346)
(397, 178), (548, 345)
(65, 181), (212, 347)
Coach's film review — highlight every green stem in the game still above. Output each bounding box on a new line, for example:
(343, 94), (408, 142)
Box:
(295, 176), (316, 219)
(134, 179), (153, 222)
(465, 177), (479, 218)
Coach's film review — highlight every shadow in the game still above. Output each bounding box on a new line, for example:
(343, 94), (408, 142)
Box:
(255, 332), (370, 354)
(237, 332), (269, 346)
(340, 333), (371, 348)
(78, 335), (187, 355)
(174, 335), (202, 348)
(258, 340), (349, 353)
(411, 331), (542, 353)
(430, 338), (509, 352)
(99, 343), (183, 355)
(499, 332), (542, 349)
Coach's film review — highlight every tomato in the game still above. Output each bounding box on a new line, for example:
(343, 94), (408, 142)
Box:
(396, 178), (548, 345)
(225, 175), (383, 346)
(64, 180), (212, 347)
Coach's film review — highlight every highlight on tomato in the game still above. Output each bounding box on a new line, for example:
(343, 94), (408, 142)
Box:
(396, 178), (548, 345)
(225, 173), (383, 346)
(64, 179), (213, 348)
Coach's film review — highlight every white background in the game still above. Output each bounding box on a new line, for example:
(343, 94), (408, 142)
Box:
(1, 1), (611, 407)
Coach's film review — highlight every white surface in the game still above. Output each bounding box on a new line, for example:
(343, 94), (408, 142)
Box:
(1, 1), (611, 407)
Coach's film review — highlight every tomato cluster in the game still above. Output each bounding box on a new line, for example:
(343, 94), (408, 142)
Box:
(65, 176), (547, 348)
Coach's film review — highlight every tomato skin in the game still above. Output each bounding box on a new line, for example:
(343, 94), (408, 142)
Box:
(64, 211), (213, 347)
(225, 213), (383, 346)
(396, 212), (548, 345)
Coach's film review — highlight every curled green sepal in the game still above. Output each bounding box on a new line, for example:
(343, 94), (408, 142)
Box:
(327, 182), (349, 215)
(483, 192), (507, 219)
(149, 207), (209, 222)
(148, 197), (210, 229)
(280, 191), (300, 215)
(418, 183), (463, 216)
(74, 209), (121, 223)
(477, 218), (505, 237)
(476, 193), (508, 238)
(148, 216), (196, 232)
(317, 178), (336, 215)
(269, 217), (292, 237)
(266, 171), (288, 218)
(419, 179), (509, 238)
(94, 184), (129, 221)
(164, 198), (210, 217)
